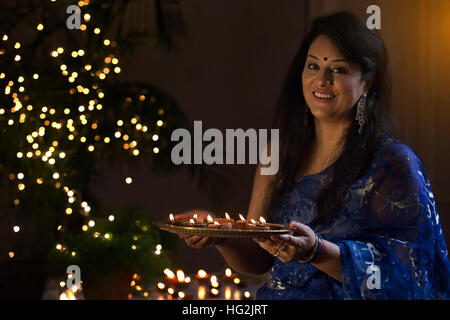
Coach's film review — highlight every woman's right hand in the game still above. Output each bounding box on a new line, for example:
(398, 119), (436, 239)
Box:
(175, 209), (225, 248)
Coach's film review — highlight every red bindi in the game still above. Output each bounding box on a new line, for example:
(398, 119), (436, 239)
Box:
(323, 57), (328, 61)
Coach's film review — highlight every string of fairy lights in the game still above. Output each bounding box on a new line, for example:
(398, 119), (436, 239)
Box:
(1, 0), (166, 294)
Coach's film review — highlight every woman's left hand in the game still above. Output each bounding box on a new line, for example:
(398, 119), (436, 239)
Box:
(254, 221), (317, 263)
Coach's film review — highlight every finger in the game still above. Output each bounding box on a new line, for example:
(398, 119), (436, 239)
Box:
(277, 234), (298, 246)
(270, 235), (294, 249)
(268, 237), (283, 249)
(270, 234), (282, 242)
(186, 235), (205, 245)
(254, 239), (280, 257)
(194, 236), (211, 248)
(289, 221), (310, 236)
(253, 237), (276, 248)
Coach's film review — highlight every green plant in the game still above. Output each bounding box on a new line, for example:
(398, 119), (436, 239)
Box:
(48, 204), (178, 299)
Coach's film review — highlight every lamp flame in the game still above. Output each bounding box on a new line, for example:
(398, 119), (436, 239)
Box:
(225, 212), (231, 220)
(207, 215), (214, 223)
(169, 213), (174, 222)
(239, 214), (246, 221)
(164, 268), (175, 279)
(176, 270), (185, 282)
(197, 269), (208, 278)
(259, 217), (266, 224)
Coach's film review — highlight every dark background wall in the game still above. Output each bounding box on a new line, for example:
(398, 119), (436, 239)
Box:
(91, 0), (450, 274)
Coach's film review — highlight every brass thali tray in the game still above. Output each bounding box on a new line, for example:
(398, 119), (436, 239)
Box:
(153, 222), (291, 238)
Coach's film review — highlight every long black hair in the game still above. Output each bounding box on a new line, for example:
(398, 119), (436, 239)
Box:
(271, 11), (392, 224)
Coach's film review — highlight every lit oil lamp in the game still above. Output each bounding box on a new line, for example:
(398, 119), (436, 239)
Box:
(210, 275), (220, 289)
(223, 267), (237, 283)
(245, 217), (269, 230)
(168, 213), (188, 226)
(189, 214), (206, 228)
(164, 268), (176, 282)
(175, 269), (189, 289)
(213, 212), (234, 229)
(167, 287), (175, 298)
(176, 269), (185, 282)
(177, 291), (191, 300)
(243, 290), (252, 300)
(192, 213), (205, 223)
(156, 281), (166, 292)
(256, 217), (270, 230)
(236, 214), (248, 230)
(233, 277), (246, 287)
(164, 268), (186, 289)
(206, 215), (215, 227)
(196, 269), (210, 283)
(246, 218), (259, 230)
(208, 221), (221, 229)
(209, 287), (220, 298)
(189, 218), (206, 228)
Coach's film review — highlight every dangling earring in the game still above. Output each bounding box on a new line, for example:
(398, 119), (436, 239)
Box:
(356, 91), (368, 134)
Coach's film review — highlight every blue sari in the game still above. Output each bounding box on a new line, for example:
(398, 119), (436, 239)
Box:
(256, 136), (450, 299)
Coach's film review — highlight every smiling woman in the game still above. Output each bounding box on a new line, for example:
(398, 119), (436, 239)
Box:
(175, 11), (450, 300)
(302, 38), (370, 124)
(255, 10), (450, 300)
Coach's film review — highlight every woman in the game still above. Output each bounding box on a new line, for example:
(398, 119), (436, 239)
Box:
(177, 11), (450, 299)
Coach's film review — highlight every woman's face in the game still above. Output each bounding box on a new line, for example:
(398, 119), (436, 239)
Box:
(302, 35), (369, 124)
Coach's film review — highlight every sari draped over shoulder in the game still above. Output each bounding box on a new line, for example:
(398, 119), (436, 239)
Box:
(256, 136), (450, 300)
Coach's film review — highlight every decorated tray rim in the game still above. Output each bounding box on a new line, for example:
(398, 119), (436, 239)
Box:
(153, 221), (291, 238)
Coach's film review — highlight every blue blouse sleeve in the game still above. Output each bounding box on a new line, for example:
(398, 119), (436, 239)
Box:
(336, 143), (450, 299)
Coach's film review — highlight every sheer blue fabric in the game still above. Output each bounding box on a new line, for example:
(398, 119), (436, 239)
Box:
(256, 136), (450, 299)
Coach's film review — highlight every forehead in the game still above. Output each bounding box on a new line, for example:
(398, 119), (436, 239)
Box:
(307, 35), (345, 60)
